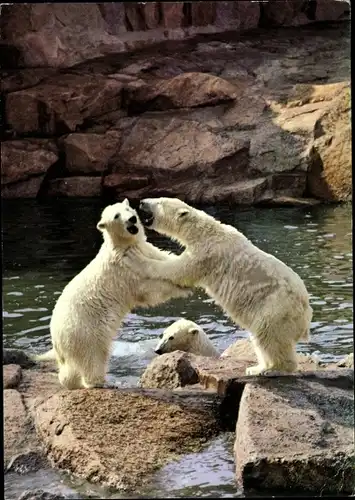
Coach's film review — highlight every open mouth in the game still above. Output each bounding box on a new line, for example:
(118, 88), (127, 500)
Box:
(127, 225), (139, 235)
(137, 208), (154, 227)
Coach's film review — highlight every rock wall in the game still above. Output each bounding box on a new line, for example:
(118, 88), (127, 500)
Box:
(1, 3), (351, 204)
(0, 2), (350, 68)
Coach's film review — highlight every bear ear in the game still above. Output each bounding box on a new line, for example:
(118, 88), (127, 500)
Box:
(97, 221), (106, 231)
(177, 208), (189, 218)
(123, 198), (130, 207)
(189, 328), (199, 335)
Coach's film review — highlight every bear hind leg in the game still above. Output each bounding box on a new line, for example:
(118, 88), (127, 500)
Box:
(58, 363), (82, 390)
(246, 328), (298, 376)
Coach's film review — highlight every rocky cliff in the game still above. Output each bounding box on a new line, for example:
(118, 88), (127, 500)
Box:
(1, 2), (351, 204)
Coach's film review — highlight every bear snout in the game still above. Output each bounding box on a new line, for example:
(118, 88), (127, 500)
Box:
(154, 348), (163, 355)
(128, 215), (137, 224)
(137, 202), (154, 226)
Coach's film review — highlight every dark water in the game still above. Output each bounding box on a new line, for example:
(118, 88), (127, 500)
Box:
(2, 199), (353, 498)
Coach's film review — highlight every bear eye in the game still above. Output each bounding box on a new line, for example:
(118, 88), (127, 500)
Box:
(114, 213), (120, 220)
(159, 333), (164, 339)
(169, 335), (174, 340)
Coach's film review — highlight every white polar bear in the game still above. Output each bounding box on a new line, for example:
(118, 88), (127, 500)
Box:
(154, 319), (220, 357)
(132, 197), (313, 376)
(35, 199), (192, 389)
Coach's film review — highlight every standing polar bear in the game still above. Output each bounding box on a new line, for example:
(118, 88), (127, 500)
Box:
(36, 199), (192, 389)
(133, 197), (313, 375)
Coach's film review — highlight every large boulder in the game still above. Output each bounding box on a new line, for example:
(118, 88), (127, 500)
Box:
(61, 131), (122, 175)
(125, 72), (239, 113)
(1, 139), (58, 199)
(34, 387), (222, 491)
(307, 85), (351, 201)
(5, 74), (124, 136)
(235, 370), (354, 494)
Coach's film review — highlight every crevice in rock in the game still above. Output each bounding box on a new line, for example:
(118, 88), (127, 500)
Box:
(183, 2), (192, 28)
(36, 153), (67, 201)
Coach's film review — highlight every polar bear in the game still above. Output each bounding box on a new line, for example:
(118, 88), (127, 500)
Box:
(132, 197), (313, 376)
(154, 319), (220, 357)
(35, 199), (192, 389)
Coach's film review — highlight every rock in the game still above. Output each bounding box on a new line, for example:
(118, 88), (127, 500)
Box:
(107, 115), (251, 203)
(215, 1), (260, 30)
(4, 389), (42, 467)
(62, 131), (122, 174)
(19, 490), (74, 500)
(7, 450), (49, 474)
(1, 175), (46, 199)
(126, 72), (239, 113)
(235, 370), (354, 494)
(316, 0), (350, 22)
(1, 139), (58, 185)
(3, 364), (22, 389)
(162, 3), (184, 29)
(46, 177), (102, 197)
(191, 2), (216, 27)
(307, 85), (351, 201)
(139, 351), (199, 390)
(6, 74), (124, 135)
(34, 388), (222, 491)
(140, 341), (349, 395)
(1, 68), (57, 93)
(3, 348), (36, 368)
(0, 4), (125, 68)
(261, 0), (306, 27)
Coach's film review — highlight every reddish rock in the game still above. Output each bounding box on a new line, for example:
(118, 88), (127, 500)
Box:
(4, 389), (42, 466)
(2, 175), (46, 199)
(215, 1), (260, 30)
(140, 351), (199, 390)
(235, 372), (354, 494)
(261, 0), (305, 27)
(191, 2), (216, 26)
(124, 2), (145, 31)
(103, 172), (150, 193)
(46, 177), (102, 197)
(62, 131), (122, 174)
(307, 85), (351, 201)
(162, 3), (184, 29)
(1, 68), (57, 94)
(6, 74), (123, 135)
(3, 364), (22, 389)
(98, 3), (127, 35)
(1, 139), (58, 185)
(117, 115), (249, 181)
(0, 4), (124, 68)
(316, 0), (350, 22)
(126, 72), (238, 112)
(143, 2), (160, 30)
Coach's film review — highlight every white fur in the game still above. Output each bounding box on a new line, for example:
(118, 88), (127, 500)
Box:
(132, 197), (313, 375)
(38, 199), (191, 390)
(154, 319), (219, 357)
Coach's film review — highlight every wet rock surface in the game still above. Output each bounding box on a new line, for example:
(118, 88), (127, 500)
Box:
(34, 388), (222, 491)
(1, 19), (350, 204)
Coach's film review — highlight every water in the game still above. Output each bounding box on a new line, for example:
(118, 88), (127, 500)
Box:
(2, 199), (353, 498)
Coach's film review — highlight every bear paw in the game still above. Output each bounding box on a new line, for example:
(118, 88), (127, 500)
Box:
(246, 364), (265, 376)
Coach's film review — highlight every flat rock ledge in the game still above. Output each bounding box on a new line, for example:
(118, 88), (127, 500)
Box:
(3, 345), (354, 496)
(140, 341), (354, 495)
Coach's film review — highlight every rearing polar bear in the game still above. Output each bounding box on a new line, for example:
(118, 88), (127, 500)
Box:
(35, 199), (192, 389)
(132, 197), (313, 375)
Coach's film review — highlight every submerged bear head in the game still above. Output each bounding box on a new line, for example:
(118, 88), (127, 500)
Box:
(154, 318), (202, 355)
(97, 199), (145, 242)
